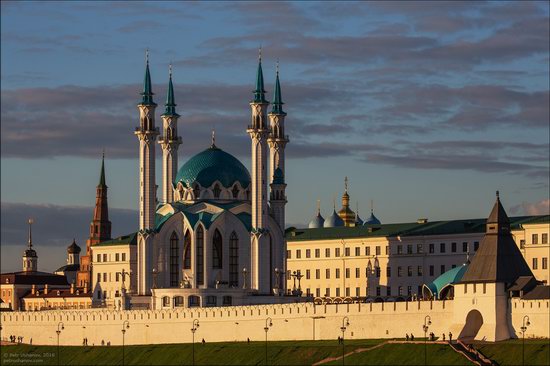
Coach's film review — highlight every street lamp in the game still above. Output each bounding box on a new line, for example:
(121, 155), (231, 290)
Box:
(423, 315), (431, 366)
(121, 321), (130, 366)
(191, 319), (200, 366)
(521, 315), (530, 366)
(56, 322), (64, 366)
(264, 317), (273, 365)
(340, 316), (350, 366)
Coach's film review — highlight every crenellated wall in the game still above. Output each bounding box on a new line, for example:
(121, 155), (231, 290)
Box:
(510, 298), (550, 339)
(2, 299), (547, 346)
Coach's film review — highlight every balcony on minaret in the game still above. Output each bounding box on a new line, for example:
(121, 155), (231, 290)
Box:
(135, 126), (160, 135)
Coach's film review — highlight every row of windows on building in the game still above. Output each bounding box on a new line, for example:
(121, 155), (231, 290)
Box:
(307, 285), (424, 298)
(95, 252), (127, 263)
(96, 271), (126, 283)
(288, 242), (480, 260)
(532, 257), (548, 270)
(295, 263), (460, 281)
(530, 233), (548, 245)
(160, 294), (233, 307)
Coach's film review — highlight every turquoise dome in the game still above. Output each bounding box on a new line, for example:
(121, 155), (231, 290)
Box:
(175, 146), (251, 189)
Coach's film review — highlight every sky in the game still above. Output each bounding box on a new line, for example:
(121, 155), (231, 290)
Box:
(1, 1), (549, 273)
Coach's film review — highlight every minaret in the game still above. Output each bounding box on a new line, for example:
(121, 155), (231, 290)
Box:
(134, 50), (159, 295)
(268, 61), (289, 232)
(159, 64), (182, 204)
(135, 50), (159, 230)
(22, 218), (38, 272)
(247, 48), (270, 292)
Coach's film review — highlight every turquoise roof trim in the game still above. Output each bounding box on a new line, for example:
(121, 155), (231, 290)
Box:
(272, 167), (285, 184)
(140, 60), (156, 106)
(425, 264), (469, 299)
(175, 146), (251, 189)
(270, 69), (285, 115)
(162, 71), (179, 117)
(253, 59), (267, 103)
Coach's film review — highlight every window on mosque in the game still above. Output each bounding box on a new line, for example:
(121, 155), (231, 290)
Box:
(213, 184), (221, 199)
(170, 232), (180, 286)
(451, 242), (457, 253)
(229, 232), (239, 287)
(232, 185), (239, 199)
(532, 234), (539, 244)
(429, 244), (434, 253)
(462, 242), (468, 252)
(184, 231), (192, 269)
(306, 249), (311, 258)
(325, 248), (330, 257)
(474, 241), (479, 251)
(315, 249), (320, 258)
(213, 230), (223, 269)
(196, 227), (204, 286)
(542, 233), (548, 244)
(306, 270), (310, 279)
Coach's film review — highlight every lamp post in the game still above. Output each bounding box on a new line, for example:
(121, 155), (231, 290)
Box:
(340, 316), (350, 366)
(423, 315), (431, 366)
(264, 317), (273, 365)
(56, 322), (64, 366)
(191, 319), (200, 366)
(121, 321), (130, 366)
(521, 315), (530, 366)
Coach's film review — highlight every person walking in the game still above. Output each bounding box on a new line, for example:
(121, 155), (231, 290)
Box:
(410, 334), (414, 341)
(406, 334), (409, 341)
(449, 332), (452, 342)
(442, 333), (445, 341)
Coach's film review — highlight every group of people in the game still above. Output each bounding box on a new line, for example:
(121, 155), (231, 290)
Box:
(427, 332), (453, 342)
(82, 338), (89, 346)
(405, 333), (415, 341)
(9, 335), (30, 344)
(337, 336), (345, 344)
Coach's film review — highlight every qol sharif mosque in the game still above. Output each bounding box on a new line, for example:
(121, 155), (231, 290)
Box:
(91, 52), (291, 309)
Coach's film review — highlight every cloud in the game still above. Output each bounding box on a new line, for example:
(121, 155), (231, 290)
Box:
(0, 202), (137, 273)
(509, 199), (550, 216)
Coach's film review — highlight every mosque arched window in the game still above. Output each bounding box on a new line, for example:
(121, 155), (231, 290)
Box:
(213, 184), (221, 199)
(229, 232), (239, 287)
(183, 230), (191, 269)
(232, 185), (239, 199)
(193, 184), (200, 200)
(170, 232), (179, 287)
(196, 226), (204, 286)
(213, 229), (223, 269)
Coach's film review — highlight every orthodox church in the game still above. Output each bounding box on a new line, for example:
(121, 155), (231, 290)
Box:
(89, 52), (290, 308)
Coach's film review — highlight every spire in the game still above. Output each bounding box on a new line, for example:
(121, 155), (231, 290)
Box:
(271, 60), (285, 114)
(99, 150), (106, 187)
(27, 218), (33, 249)
(317, 199), (321, 215)
(141, 49), (156, 105)
(253, 46), (267, 103)
(162, 63), (179, 117)
(371, 199), (374, 214)
(211, 128), (217, 148)
(487, 190), (510, 230)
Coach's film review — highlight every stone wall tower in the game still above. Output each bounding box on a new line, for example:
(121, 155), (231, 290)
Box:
(22, 218), (37, 272)
(159, 65), (182, 204)
(135, 51), (159, 295)
(268, 63), (288, 232)
(246, 50), (270, 292)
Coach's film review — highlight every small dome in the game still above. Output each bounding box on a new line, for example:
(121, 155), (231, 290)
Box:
(67, 239), (81, 254)
(364, 212), (381, 225)
(355, 214), (364, 226)
(24, 248), (37, 258)
(324, 210), (345, 228)
(308, 212), (325, 228)
(175, 146), (251, 189)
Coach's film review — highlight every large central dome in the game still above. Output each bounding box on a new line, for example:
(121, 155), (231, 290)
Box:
(175, 146), (251, 189)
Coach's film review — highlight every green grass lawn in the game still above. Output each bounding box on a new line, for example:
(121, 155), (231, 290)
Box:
(1, 339), (547, 366)
(474, 339), (550, 366)
(324, 343), (473, 365)
(0, 339), (381, 366)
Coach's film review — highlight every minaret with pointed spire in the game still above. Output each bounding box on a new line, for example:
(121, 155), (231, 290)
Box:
(135, 49), (159, 230)
(268, 61), (289, 233)
(22, 218), (38, 272)
(159, 63), (182, 204)
(247, 48), (271, 293)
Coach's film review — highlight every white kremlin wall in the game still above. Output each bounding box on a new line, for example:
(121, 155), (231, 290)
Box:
(2, 299), (548, 346)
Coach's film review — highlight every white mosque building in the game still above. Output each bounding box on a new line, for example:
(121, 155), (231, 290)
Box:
(91, 53), (290, 309)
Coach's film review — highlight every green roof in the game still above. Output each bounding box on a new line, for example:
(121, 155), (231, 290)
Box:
(286, 215), (549, 241)
(96, 232), (137, 247)
(175, 146), (251, 189)
(270, 69), (285, 115)
(140, 60), (156, 106)
(425, 264), (468, 299)
(252, 58), (267, 103)
(162, 70), (179, 117)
